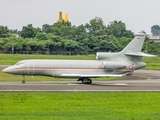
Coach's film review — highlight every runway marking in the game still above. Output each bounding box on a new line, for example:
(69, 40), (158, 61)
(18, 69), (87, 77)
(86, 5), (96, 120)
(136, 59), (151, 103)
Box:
(67, 83), (80, 85)
(0, 84), (65, 86)
(114, 83), (128, 85)
(0, 83), (127, 86)
(1, 90), (160, 92)
(0, 83), (79, 86)
(101, 83), (128, 86)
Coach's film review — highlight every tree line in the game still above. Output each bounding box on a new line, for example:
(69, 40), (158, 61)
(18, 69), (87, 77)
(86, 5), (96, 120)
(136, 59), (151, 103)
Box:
(0, 17), (160, 55)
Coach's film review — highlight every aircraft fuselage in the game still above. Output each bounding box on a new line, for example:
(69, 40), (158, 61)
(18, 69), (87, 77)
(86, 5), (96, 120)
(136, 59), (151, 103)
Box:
(3, 59), (146, 78)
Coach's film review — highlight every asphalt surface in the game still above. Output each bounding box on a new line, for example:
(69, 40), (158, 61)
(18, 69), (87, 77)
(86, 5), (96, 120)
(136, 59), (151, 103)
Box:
(0, 70), (160, 92)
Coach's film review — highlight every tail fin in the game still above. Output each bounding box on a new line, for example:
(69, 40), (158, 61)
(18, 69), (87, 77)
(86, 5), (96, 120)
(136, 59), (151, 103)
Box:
(96, 31), (156, 60)
(121, 31), (156, 57)
(121, 31), (146, 53)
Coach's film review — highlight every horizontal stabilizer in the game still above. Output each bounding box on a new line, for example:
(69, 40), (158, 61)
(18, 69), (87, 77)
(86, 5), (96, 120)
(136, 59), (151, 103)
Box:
(125, 52), (156, 57)
(60, 74), (122, 78)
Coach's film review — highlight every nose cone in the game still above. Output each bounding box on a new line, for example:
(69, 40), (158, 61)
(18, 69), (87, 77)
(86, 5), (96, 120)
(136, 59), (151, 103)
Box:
(2, 68), (9, 73)
(2, 67), (16, 74)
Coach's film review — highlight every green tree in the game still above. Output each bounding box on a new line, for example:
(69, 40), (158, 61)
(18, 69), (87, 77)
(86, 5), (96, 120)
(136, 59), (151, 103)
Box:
(81, 35), (100, 53)
(0, 26), (9, 38)
(118, 37), (132, 51)
(99, 35), (119, 52)
(151, 25), (160, 35)
(42, 24), (52, 34)
(9, 29), (19, 34)
(50, 21), (72, 36)
(20, 24), (36, 38)
(63, 40), (79, 55)
(35, 32), (48, 40)
(85, 17), (107, 36)
(107, 21), (126, 38)
(123, 30), (134, 38)
(74, 24), (87, 41)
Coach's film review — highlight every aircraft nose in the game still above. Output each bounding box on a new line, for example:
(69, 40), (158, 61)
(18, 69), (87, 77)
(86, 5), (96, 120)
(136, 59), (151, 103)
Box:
(2, 66), (19, 74)
(2, 68), (9, 73)
(2, 67), (14, 74)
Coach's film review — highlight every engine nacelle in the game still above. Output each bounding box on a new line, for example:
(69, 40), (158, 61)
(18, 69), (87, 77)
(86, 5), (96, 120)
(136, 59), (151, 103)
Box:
(102, 61), (126, 69)
(96, 52), (119, 60)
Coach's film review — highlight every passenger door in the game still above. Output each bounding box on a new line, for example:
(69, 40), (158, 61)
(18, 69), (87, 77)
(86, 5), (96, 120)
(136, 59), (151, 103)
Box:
(28, 62), (34, 75)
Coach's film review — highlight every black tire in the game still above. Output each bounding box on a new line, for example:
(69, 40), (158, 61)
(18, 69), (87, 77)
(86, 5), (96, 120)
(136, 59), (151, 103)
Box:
(22, 80), (25, 84)
(88, 79), (92, 84)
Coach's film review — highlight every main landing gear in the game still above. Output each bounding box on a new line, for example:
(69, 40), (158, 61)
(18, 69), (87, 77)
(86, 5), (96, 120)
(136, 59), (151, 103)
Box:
(78, 77), (92, 84)
(126, 65), (135, 76)
(22, 75), (25, 84)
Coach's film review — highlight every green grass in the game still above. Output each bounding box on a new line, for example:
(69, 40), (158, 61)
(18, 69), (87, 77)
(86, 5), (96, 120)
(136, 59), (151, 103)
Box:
(142, 57), (160, 70)
(0, 54), (95, 65)
(0, 92), (160, 120)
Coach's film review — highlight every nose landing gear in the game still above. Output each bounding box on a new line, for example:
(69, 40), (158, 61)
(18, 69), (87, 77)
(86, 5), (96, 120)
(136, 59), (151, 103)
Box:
(22, 75), (25, 84)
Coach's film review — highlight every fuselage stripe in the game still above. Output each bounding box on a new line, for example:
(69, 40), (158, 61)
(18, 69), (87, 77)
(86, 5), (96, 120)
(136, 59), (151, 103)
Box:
(16, 67), (105, 70)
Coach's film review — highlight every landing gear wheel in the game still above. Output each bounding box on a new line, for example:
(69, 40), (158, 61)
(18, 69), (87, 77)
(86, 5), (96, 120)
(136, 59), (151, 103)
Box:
(88, 79), (92, 84)
(22, 75), (25, 84)
(77, 78), (83, 81)
(22, 80), (25, 84)
(81, 78), (92, 84)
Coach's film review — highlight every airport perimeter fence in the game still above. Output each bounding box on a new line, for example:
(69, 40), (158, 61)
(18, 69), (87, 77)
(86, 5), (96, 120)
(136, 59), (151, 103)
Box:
(0, 50), (96, 55)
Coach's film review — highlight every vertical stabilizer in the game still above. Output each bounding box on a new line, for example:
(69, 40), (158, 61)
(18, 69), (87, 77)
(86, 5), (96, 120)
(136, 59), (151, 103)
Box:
(96, 31), (151, 61)
(121, 31), (146, 53)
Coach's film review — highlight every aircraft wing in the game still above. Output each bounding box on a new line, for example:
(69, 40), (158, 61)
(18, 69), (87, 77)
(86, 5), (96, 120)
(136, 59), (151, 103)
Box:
(60, 74), (123, 78)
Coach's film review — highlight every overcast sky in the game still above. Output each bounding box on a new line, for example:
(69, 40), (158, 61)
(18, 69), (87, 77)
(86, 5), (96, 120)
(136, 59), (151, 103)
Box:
(1, 0), (160, 34)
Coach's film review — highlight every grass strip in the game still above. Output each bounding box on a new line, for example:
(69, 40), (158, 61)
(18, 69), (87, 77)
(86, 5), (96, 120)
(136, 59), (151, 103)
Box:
(0, 54), (95, 65)
(0, 92), (160, 120)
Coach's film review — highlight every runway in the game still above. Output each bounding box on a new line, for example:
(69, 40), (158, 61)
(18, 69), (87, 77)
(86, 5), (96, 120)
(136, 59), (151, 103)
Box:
(0, 70), (160, 92)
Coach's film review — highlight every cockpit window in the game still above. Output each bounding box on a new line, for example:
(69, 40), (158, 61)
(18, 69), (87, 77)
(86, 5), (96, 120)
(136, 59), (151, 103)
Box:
(15, 62), (24, 66)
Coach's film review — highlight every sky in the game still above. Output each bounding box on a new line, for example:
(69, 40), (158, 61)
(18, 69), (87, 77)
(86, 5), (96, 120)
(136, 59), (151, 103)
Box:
(1, 0), (160, 34)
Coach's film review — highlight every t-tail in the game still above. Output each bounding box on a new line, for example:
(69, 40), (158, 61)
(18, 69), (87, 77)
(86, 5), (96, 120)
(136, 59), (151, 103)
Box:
(96, 31), (155, 61)
(96, 31), (156, 75)
(119, 31), (156, 61)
